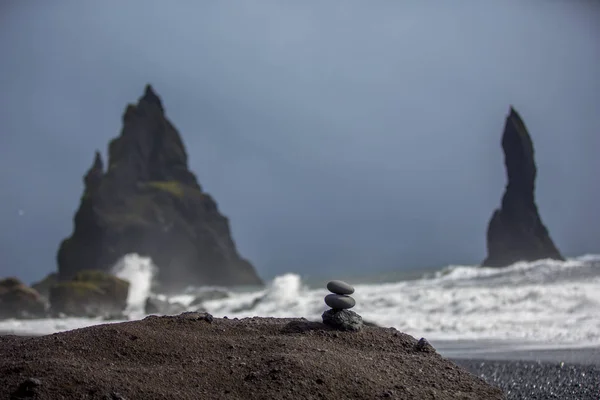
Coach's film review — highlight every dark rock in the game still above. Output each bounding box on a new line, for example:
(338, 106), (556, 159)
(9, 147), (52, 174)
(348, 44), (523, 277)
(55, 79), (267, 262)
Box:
(0, 278), (47, 319)
(49, 270), (129, 317)
(177, 311), (213, 322)
(483, 107), (564, 267)
(56, 85), (263, 292)
(144, 296), (189, 315)
(322, 309), (363, 331)
(84, 151), (104, 192)
(415, 337), (435, 353)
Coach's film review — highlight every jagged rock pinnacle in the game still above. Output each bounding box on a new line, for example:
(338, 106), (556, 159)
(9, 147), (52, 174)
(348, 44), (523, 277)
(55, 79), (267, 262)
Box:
(57, 86), (263, 291)
(83, 151), (104, 192)
(141, 84), (164, 112)
(503, 106), (536, 199)
(108, 84), (197, 187)
(482, 107), (564, 267)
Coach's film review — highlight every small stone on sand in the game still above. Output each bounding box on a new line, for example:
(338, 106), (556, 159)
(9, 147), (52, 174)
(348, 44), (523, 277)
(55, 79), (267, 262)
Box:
(322, 309), (363, 331)
(415, 337), (435, 353)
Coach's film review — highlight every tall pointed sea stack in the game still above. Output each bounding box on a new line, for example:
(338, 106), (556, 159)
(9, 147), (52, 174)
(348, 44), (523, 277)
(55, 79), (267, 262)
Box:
(482, 107), (564, 267)
(57, 85), (263, 291)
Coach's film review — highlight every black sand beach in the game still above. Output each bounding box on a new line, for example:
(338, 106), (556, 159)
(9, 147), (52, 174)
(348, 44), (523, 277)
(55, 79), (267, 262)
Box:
(2, 323), (599, 399)
(434, 339), (600, 366)
(435, 341), (600, 399)
(453, 358), (599, 400)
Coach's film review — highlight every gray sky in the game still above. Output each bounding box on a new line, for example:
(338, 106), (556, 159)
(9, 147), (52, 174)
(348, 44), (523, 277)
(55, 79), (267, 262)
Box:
(1, 1), (599, 284)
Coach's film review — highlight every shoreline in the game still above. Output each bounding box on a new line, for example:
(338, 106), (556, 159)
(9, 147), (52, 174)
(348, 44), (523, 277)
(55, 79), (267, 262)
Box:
(433, 339), (600, 366)
(438, 341), (600, 399)
(451, 358), (599, 400)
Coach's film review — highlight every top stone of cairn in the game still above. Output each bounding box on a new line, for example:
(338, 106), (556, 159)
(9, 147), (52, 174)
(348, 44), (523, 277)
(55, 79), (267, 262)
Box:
(327, 280), (354, 295)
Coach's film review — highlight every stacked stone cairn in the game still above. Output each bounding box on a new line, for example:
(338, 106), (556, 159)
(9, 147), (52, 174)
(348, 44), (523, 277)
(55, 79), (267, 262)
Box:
(322, 280), (363, 331)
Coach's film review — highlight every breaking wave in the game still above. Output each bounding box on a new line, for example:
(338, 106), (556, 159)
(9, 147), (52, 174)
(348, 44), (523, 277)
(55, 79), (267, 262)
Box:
(2, 254), (599, 347)
(111, 254), (158, 318)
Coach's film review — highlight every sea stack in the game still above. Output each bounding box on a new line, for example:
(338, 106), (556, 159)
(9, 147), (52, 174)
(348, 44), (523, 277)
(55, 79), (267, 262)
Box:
(322, 280), (363, 331)
(56, 85), (263, 292)
(482, 107), (564, 267)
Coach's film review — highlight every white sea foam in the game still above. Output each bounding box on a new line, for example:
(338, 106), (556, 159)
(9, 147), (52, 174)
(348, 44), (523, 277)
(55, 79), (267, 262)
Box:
(1, 254), (599, 348)
(111, 253), (158, 318)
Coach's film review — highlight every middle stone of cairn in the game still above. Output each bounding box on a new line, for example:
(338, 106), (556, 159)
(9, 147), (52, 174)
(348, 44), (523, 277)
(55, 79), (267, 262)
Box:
(322, 280), (363, 331)
(324, 280), (356, 309)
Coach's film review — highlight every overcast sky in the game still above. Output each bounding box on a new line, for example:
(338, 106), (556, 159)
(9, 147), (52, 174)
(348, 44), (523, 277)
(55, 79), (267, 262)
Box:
(1, 1), (599, 284)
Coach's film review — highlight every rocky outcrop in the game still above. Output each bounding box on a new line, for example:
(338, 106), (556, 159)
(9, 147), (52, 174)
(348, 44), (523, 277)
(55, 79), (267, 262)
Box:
(0, 278), (47, 319)
(48, 270), (129, 318)
(483, 107), (564, 267)
(57, 85), (263, 292)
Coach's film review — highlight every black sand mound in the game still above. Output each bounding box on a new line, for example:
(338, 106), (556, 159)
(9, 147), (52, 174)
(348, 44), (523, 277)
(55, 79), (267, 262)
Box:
(0, 314), (503, 399)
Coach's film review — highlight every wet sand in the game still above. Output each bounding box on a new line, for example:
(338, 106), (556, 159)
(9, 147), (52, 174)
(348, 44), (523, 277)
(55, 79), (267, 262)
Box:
(453, 358), (599, 400)
(434, 339), (600, 366)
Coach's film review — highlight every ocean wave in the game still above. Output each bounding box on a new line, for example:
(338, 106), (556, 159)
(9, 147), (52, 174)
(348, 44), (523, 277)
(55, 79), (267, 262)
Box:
(1, 254), (599, 347)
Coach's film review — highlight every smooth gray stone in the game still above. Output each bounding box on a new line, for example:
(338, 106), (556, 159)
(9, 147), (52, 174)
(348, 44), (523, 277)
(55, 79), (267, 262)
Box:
(324, 294), (355, 309)
(322, 309), (363, 331)
(326, 280), (355, 295)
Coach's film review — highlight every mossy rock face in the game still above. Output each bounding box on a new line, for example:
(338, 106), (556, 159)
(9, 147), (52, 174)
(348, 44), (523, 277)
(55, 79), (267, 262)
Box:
(49, 270), (129, 317)
(145, 181), (185, 198)
(0, 277), (47, 319)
